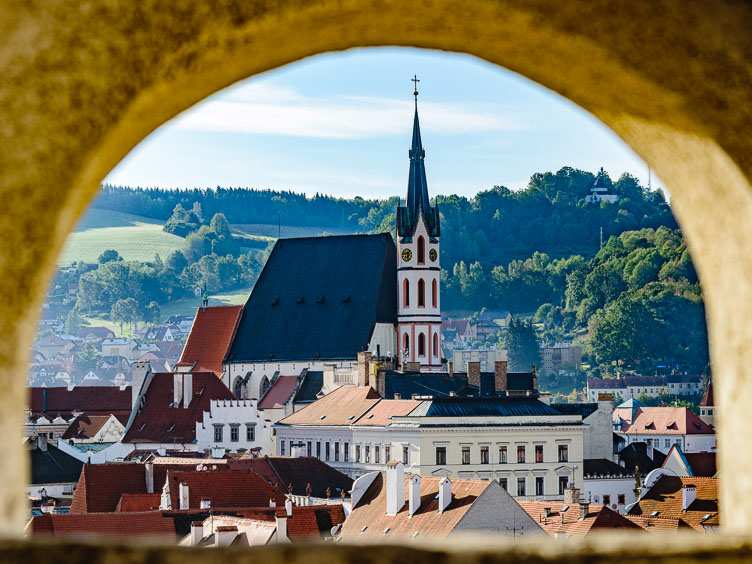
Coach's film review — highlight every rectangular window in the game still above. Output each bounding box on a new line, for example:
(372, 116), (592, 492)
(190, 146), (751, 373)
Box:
(480, 446), (489, 464)
(307, 441), (312, 456)
(435, 446), (447, 465)
(535, 477), (544, 496)
(664, 439), (671, 448)
(499, 446), (507, 464)
(356, 445), (361, 463)
(344, 443), (349, 462)
(462, 446), (471, 465)
(535, 445), (544, 463)
(618, 494), (626, 505)
(246, 426), (255, 442)
(517, 445), (526, 463)
(365, 445), (371, 463)
(499, 478), (508, 491)
(214, 426), (223, 442)
(385, 446), (390, 462)
(334, 442), (340, 462)
(558, 444), (568, 462)
(230, 426), (239, 442)
(280, 440), (285, 456)
(375, 445), (380, 464)
(603, 494), (611, 506)
(559, 476), (569, 495)
(317, 442), (321, 459)
(325, 442), (330, 461)
(517, 478), (526, 497)
(403, 446), (409, 465)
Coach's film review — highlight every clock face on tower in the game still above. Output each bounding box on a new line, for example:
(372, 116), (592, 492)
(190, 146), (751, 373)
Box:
(429, 249), (438, 262)
(401, 248), (412, 262)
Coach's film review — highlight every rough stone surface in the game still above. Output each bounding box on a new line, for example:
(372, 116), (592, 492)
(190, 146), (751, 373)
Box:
(1, 0), (752, 551)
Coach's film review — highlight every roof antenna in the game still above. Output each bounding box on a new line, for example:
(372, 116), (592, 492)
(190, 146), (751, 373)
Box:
(412, 74), (420, 108)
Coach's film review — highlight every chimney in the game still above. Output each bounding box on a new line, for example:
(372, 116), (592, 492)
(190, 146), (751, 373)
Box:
(145, 461), (154, 494)
(494, 360), (508, 394)
(408, 474), (421, 517)
(531, 365), (538, 391)
(438, 477), (452, 514)
(369, 366), (385, 396)
(183, 373), (193, 408)
(544, 507), (553, 518)
(173, 373), (184, 407)
(448, 361), (454, 377)
(682, 485), (697, 510)
(37, 434), (48, 452)
(394, 393), (402, 400)
(385, 461), (406, 515)
(646, 440), (655, 461)
(357, 351), (371, 387)
(131, 362), (151, 408)
(179, 482), (189, 510)
(269, 499), (277, 507)
(579, 501), (590, 520)
(215, 525), (238, 547)
(467, 361), (481, 389)
(275, 514), (290, 543)
(190, 521), (203, 546)
(200, 498), (211, 510)
(564, 485), (580, 504)
(285, 496), (293, 517)
(211, 447), (225, 459)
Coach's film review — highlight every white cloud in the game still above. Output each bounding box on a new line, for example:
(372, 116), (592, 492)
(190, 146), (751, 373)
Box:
(169, 85), (526, 139)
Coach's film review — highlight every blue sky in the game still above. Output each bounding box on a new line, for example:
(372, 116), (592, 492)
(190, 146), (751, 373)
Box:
(104, 47), (660, 200)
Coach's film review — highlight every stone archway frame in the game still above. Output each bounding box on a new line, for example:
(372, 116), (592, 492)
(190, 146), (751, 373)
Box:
(2, 0), (752, 537)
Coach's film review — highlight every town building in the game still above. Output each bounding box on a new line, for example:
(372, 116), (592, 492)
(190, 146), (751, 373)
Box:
(661, 445), (717, 478)
(451, 348), (506, 372)
(27, 434), (83, 501)
(540, 343), (582, 374)
(551, 394), (613, 460)
(699, 382), (716, 427)
(174, 304), (243, 379)
(585, 172), (620, 204)
(587, 374), (703, 402)
(581, 458), (637, 513)
(518, 496), (642, 538)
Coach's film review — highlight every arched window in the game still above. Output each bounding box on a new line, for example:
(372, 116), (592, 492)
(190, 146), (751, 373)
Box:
(259, 376), (270, 397)
(233, 377), (244, 399)
(417, 236), (425, 264)
(418, 333), (426, 356)
(403, 279), (410, 307)
(403, 333), (409, 354)
(432, 278), (437, 308)
(433, 333), (439, 357)
(418, 279), (425, 307)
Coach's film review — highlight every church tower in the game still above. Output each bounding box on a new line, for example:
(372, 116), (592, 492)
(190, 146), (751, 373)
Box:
(396, 78), (442, 371)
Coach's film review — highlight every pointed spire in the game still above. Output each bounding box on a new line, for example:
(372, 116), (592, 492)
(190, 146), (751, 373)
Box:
(406, 92), (431, 226)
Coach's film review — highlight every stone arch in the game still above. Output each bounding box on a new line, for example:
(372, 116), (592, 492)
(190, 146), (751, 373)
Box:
(2, 0), (752, 537)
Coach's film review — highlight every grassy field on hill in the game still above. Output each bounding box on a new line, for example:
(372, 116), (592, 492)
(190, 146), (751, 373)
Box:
(59, 208), (185, 264)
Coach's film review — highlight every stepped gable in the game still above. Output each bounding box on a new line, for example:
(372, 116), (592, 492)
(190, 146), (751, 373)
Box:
(29, 511), (176, 540)
(174, 305), (243, 376)
(122, 372), (235, 444)
(227, 233), (397, 362)
(165, 469), (286, 510)
(518, 501), (642, 538)
(628, 475), (719, 531)
(28, 386), (132, 419)
(228, 455), (353, 499)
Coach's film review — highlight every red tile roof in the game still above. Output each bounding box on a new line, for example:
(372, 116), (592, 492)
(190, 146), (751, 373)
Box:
(227, 456), (353, 499)
(29, 511), (176, 540)
(621, 407), (715, 435)
(258, 376), (299, 409)
(627, 475), (719, 531)
(175, 306), (243, 376)
(684, 452), (717, 477)
(70, 463), (147, 514)
(115, 493), (162, 512)
(699, 382), (714, 407)
(518, 501), (643, 538)
(165, 470), (287, 510)
(353, 399), (422, 426)
(28, 386), (132, 417)
(230, 505), (346, 541)
(61, 413), (128, 440)
(122, 372), (235, 444)
(278, 385), (380, 426)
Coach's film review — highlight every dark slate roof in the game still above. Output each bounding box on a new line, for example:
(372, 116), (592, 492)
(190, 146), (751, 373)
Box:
(30, 442), (84, 485)
(617, 442), (666, 473)
(227, 234), (397, 362)
(410, 397), (564, 418)
(551, 403), (599, 419)
(584, 458), (634, 479)
(383, 372), (473, 399)
(294, 371), (323, 404)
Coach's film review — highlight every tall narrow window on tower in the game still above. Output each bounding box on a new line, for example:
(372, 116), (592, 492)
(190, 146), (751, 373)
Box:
(432, 279), (437, 308)
(418, 333), (426, 357)
(417, 236), (425, 264)
(403, 279), (410, 307)
(404, 334), (410, 354)
(433, 333), (439, 357)
(418, 279), (425, 307)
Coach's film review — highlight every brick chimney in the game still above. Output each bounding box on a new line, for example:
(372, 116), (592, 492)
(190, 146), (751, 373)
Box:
(579, 500), (590, 520)
(408, 474), (421, 517)
(438, 477), (452, 514)
(179, 482), (189, 510)
(682, 485), (697, 510)
(467, 361), (481, 389)
(494, 360), (508, 395)
(385, 461), (406, 515)
(173, 373), (184, 407)
(357, 351), (371, 387)
(183, 372), (193, 408)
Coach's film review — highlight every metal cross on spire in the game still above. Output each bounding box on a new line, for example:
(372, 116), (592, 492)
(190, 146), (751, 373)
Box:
(412, 74), (420, 104)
